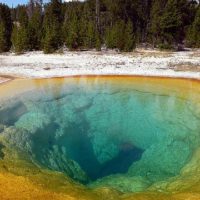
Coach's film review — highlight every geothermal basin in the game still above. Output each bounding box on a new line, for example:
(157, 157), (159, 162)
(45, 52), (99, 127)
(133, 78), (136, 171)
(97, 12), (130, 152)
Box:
(0, 76), (200, 200)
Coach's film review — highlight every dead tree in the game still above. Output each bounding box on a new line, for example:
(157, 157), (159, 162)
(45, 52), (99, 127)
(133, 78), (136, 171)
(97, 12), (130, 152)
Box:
(96, 0), (100, 32)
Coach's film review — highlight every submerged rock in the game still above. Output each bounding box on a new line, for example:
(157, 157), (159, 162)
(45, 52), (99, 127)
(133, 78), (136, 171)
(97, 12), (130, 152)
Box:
(1, 127), (33, 152)
(1, 125), (89, 183)
(0, 143), (4, 159)
(39, 145), (89, 183)
(128, 140), (192, 182)
(89, 175), (151, 193)
(0, 124), (5, 133)
(0, 101), (27, 126)
(15, 112), (51, 133)
(85, 91), (170, 164)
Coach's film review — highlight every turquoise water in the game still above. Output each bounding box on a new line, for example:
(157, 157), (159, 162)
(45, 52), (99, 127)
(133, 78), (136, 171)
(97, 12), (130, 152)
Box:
(0, 77), (199, 192)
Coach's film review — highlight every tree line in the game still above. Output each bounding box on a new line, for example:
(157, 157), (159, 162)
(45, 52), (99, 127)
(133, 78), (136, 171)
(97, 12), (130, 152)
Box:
(0, 0), (199, 54)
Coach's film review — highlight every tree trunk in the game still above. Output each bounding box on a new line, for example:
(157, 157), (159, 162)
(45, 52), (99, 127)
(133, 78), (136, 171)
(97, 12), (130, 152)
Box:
(96, 0), (100, 32)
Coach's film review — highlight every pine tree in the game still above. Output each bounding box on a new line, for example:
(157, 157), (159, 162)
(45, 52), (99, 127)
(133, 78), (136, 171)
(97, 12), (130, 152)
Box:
(85, 21), (96, 49)
(18, 6), (29, 27)
(149, 0), (166, 46)
(28, 5), (42, 50)
(0, 3), (12, 52)
(187, 6), (200, 47)
(159, 0), (182, 45)
(105, 20), (125, 51)
(77, 2), (97, 49)
(43, 25), (58, 53)
(0, 22), (7, 53)
(11, 6), (29, 53)
(95, 32), (101, 51)
(124, 20), (135, 52)
(43, 0), (63, 53)
(65, 12), (79, 50)
(11, 24), (29, 54)
(192, 6), (200, 47)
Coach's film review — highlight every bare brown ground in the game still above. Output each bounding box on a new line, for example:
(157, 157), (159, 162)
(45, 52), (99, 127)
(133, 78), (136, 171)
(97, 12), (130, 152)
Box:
(169, 62), (200, 72)
(0, 74), (18, 85)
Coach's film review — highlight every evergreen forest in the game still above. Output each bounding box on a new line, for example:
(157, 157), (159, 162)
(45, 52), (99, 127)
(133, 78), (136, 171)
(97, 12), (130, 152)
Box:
(0, 0), (199, 54)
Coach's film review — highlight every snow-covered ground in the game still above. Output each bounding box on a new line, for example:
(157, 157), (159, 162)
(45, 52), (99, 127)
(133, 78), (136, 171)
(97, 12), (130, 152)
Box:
(0, 49), (200, 81)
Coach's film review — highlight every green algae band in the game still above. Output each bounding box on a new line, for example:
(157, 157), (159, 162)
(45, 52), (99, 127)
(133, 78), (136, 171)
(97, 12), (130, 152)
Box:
(0, 76), (200, 194)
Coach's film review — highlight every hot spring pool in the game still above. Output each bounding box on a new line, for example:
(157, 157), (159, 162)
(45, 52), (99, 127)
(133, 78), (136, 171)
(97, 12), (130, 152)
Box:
(0, 76), (200, 199)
